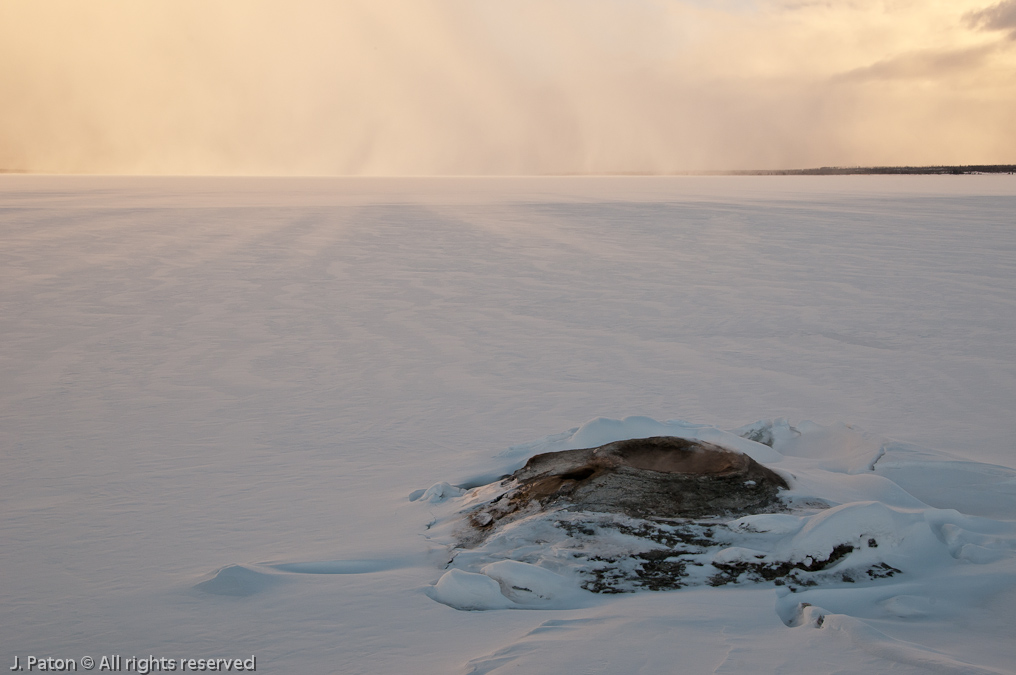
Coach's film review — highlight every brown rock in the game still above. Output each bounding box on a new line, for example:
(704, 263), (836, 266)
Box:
(470, 437), (789, 536)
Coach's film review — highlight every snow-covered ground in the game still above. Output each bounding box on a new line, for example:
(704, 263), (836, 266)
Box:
(2, 175), (1015, 673)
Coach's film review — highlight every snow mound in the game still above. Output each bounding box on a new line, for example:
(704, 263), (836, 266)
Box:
(428, 569), (514, 611)
(193, 564), (285, 597)
(418, 416), (1016, 613)
(427, 560), (588, 611)
(410, 482), (466, 503)
(499, 416), (782, 466)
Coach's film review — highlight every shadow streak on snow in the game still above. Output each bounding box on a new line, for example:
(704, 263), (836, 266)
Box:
(193, 556), (419, 597)
(267, 558), (413, 574)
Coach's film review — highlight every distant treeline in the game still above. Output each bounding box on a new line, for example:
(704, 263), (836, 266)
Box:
(723, 165), (1016, 176)
(4, 166), (1014, 176)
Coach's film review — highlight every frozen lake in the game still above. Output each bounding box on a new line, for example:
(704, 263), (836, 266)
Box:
(2, 175), (1015, 673)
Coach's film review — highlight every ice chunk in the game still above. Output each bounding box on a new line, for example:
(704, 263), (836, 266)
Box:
(728, 513), (804, 535)
(480, 560), (577, 606)
(428, 569), (512, 611)
(415, 482), (466, 503)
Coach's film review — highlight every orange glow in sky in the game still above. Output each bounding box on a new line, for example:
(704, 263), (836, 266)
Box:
(2, 0), (1014, 174)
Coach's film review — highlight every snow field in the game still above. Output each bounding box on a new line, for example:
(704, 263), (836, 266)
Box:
(2, 175), (1015, 673)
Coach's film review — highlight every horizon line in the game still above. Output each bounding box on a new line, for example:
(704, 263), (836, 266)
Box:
(2, 164), (1015, 178)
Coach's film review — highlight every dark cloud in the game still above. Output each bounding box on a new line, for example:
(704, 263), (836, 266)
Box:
(831, 44), (999, 83)
(966, 0), (1016, 37)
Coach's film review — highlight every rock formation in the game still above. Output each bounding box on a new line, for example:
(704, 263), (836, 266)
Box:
(467, 436), (789, 538)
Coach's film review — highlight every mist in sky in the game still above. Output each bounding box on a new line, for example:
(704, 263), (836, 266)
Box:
(2, 0), (1014, 175)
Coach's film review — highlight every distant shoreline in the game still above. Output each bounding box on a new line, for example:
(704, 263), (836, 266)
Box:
(555, 165), (1016, 176)
(2, 165), (1015, 176)
(712, 165), (1016, 176)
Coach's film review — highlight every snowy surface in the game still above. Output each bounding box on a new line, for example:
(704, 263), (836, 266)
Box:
(2, 175), (1015, 673)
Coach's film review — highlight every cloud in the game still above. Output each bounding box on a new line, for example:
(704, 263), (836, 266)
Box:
(832, 44), (1000, 83)
(1, 0), (1014, 174)
(966, 0), (1016, 36)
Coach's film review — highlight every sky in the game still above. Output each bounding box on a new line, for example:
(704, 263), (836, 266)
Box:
(1, 0), (1014, 175)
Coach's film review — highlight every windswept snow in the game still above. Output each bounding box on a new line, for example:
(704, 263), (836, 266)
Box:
(2, 175), (1015, 674)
